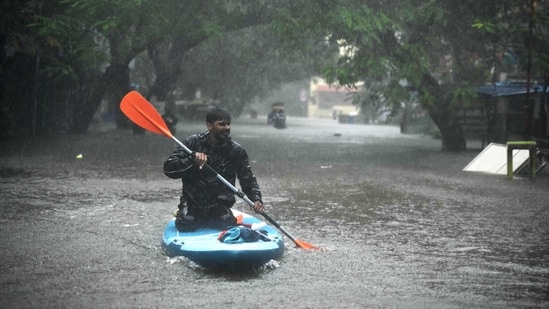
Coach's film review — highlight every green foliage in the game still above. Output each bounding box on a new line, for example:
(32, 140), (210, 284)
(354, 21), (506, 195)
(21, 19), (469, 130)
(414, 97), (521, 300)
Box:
(40, 58), (77, 83)
(5, 0), (547, 139)
(443, 85), (479, 108)
(472, 20), (497, 34)
(30, 12), (107, 86)
(273, 0), (548, 110)
(470, 1), (549, 78)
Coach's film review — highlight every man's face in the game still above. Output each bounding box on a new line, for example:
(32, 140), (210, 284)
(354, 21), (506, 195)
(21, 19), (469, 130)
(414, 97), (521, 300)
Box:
(207, 118), (231, 144)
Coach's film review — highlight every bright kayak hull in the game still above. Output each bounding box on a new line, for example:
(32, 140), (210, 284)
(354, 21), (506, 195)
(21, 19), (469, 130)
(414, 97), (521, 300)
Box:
(161, 209), (284, 270)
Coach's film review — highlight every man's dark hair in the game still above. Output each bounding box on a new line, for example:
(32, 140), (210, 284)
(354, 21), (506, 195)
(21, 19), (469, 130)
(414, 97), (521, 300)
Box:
(206, 107), (231, 123)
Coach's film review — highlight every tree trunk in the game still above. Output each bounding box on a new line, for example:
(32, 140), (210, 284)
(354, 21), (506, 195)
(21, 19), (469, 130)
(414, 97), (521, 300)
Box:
(108, 64), (132, 130)
(147, 36), (198, 101)
(420, 74), (467, 151)
(68, 87), (103, 134)
(66, 62), (131, 133)
(381, 31), (468, 151)
(68, 99), (99, 134)
(428, 104), (466, 151)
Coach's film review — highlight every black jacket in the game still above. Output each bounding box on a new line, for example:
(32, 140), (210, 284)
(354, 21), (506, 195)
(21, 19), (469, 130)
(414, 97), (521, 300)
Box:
(163, 132), (262, 209)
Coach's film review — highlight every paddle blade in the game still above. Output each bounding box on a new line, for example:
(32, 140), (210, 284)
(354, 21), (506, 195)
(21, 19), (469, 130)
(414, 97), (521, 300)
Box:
(235, 214), (244, 225)
(120, 91), (173, 138)
(260, 212), (322, 251)
(294, 239), (323, 251)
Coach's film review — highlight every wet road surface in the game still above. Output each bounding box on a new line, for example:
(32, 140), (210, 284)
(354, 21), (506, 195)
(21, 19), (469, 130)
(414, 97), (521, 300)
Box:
(1, 116), (548, 308)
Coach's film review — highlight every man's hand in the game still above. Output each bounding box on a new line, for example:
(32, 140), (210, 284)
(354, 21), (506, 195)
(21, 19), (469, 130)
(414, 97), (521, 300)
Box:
(252, 201), (264, 213)
(194, 152), (208, 170)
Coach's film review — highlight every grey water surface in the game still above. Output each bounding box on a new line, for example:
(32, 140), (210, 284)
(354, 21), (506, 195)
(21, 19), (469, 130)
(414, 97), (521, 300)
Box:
(1, 116), (548, 308)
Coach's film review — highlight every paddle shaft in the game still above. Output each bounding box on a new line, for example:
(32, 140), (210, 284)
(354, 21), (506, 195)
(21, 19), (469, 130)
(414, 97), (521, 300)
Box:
(259, 212), (299, 243)
(170, 137), (238, 195)
(168, 127), (297, 242)
(171, 136), (300, 243)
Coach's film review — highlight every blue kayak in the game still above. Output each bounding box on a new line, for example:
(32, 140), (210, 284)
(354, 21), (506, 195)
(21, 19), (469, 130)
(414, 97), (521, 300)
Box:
(161, 209), (284, 270)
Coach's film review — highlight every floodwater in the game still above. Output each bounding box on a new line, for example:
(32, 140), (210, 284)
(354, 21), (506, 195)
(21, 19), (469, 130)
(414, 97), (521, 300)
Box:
(1, 116), (548, 308)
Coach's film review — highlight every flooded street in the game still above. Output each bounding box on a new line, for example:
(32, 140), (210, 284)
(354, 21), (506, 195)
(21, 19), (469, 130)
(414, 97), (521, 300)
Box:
(1, 116), (548, 308)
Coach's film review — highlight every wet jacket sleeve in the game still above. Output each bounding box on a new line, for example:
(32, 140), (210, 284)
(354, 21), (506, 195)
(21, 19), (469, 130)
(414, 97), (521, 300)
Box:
(163, 139), (196, 180)
(236, 148), (262, 203)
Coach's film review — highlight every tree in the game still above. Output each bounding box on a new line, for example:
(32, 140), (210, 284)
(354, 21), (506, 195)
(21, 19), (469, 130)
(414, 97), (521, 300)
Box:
(176, 24), (330, 117)
(472, 0), (549, 138)
(271, 0), (549, 151)
(130, 0), (327, 118)
(146, 0), (276, 103)
(2, 0), (330, 136)
(32, 0), (174, 132)
(0, 1), (68, 137)
(31, 0), (291, 132)
(9, 0), (545, 140)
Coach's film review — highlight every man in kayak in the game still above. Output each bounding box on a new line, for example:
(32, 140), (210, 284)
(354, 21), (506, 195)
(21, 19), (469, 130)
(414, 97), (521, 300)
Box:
(163, 107), (265, 232)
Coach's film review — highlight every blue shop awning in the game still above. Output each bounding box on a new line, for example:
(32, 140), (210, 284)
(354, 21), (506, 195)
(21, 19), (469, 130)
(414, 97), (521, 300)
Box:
(477, 82), (547, 97)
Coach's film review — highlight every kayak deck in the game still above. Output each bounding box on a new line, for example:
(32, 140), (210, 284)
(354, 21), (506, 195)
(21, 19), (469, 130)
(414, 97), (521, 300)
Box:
(161, 210), (284, 270)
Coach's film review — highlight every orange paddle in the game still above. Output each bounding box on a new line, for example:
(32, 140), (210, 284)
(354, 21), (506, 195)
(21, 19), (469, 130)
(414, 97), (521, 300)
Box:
(120, 91), (321, 251)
